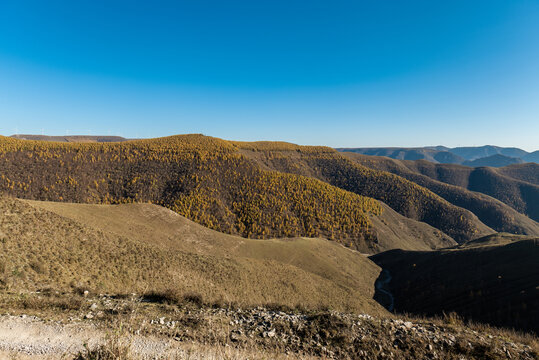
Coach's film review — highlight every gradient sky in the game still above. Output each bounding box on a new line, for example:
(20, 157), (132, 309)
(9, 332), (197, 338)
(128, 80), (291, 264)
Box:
(0, 1), (538, 150)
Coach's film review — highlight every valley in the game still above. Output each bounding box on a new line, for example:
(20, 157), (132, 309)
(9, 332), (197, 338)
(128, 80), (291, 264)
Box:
(0, 135), (537, 359)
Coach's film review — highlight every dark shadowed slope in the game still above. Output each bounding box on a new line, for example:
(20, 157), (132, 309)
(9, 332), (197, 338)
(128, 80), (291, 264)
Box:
(343, 153), (539, 235)
(370, 233), (539, 333)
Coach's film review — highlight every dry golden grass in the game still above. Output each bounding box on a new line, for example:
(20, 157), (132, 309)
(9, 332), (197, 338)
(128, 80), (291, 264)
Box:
(0, 196), (385, 315)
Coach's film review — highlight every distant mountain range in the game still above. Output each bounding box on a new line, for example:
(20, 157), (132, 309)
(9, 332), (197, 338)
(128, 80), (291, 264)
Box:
(10, 134), (129, 143)
(337, 145), (539, 167)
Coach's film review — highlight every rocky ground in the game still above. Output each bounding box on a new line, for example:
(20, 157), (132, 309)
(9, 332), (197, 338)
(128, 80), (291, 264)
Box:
(0, 293), (536, 359)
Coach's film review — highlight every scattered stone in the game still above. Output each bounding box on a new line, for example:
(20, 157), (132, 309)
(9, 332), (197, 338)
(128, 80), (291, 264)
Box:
(404, 321), (413, 329)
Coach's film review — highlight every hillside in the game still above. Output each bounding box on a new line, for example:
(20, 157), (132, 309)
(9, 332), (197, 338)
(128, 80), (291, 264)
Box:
(0, 197), (535, 359)
(29, 199), (455, 256)
(496, 163), (539, 185)
(343, 153), (539, 235)
(370, 234), (539, 333)
(0, 135), (385, 252)
(235, 141), (493, 242)
(0, 135), (477, 249)
(346, 154), (539, 222)
(0, 195), (386, 314)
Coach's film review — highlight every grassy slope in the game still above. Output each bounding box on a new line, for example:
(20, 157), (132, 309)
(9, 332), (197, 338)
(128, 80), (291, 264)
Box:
(0, 196), (386, 314)
(235, 142), (493, 242)
(370, 234), (539, 333)
(370, 202), (455, 250)
(344, 153), (539, 235)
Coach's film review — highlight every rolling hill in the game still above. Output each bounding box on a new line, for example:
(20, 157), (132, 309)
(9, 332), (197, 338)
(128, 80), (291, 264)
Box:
(0, 135), (456, 253)
(496, 163), (539, 185)
(385, 159), (539, 222)
(234, 141), (494, 242)
(343, 153), (539, 235)
(370, 233), (539, 333)
(0, 195), (387, 314)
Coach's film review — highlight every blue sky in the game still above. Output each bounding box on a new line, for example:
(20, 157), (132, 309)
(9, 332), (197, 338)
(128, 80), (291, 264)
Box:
(0, 1), (538, 150)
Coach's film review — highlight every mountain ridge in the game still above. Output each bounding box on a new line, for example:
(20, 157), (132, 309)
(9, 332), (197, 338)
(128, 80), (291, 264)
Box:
(338, 145), (538, 167)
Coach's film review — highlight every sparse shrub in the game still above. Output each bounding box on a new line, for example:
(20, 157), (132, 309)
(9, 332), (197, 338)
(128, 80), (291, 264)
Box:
(182, 292), (204, 307)
(29, 259), (47, 274)
(73, 339), (131, 360)
(443, 311), (464, 326)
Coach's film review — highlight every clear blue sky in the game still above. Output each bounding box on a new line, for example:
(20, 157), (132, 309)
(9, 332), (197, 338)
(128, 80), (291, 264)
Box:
(0, 1), (538, 150)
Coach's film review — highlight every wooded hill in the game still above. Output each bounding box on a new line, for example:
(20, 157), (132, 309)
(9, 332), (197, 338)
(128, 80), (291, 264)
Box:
(344, 154), (539, 231)
(234, 141), (494, 242)
(2, 134), (537, 249)
(0, 135), (455, 253)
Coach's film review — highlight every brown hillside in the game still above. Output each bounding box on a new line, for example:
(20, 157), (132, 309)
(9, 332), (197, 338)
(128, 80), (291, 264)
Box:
(343, 153), (539, 236)
(370, 234), (539, 333)
(234, 141), (493, 242)
(363, 156), (539, 222)
(0, 135), (455, 252)
(496, 163), (539, 185)
(0, 135), (383, 252)
(0, 196), (386, 314)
